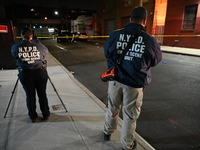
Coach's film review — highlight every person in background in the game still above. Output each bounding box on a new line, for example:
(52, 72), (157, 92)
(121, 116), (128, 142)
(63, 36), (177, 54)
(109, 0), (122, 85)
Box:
(103, 6), (162, 150)
(11, 26), (50, 123)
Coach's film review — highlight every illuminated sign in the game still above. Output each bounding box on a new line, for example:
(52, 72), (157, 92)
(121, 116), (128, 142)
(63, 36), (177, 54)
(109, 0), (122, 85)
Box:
(0, 25), (8, 33)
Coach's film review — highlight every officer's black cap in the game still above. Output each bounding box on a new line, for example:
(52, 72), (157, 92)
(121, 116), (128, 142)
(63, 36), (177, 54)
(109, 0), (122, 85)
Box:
(130, 6), (148, 19)
(20, 26), (32, 35)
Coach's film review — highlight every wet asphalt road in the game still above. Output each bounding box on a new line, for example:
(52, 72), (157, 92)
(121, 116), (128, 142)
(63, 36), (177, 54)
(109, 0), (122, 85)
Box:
(42, 39), (200, 150)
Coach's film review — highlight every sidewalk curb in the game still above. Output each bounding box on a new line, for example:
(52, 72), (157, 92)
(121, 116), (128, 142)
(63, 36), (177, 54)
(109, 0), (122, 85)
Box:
(162, 50), (200, 57)
(48, 53), (156, 150)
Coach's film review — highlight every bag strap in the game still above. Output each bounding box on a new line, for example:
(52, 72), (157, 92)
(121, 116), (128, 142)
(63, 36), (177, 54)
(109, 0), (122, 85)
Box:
(116, 31), (140, 64)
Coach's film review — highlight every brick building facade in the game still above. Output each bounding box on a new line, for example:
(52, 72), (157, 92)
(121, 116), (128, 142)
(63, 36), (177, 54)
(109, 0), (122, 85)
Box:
(96, 0), (200, 49)
(164, 0), (200, 48)
(96, 0), (156, 36)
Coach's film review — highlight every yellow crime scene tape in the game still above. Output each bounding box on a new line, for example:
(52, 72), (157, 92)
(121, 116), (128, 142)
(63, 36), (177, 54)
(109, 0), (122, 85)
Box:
(16, 35), (200, 39)
(16, 35), (109, 38)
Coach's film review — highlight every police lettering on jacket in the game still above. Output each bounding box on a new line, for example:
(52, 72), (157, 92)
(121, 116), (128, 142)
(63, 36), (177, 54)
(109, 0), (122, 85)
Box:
(18, 46), (40, 64)
(116, 34), (145, 60)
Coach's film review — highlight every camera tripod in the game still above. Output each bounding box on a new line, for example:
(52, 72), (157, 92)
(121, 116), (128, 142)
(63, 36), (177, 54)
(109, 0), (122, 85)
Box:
(4, 76), (68, 118)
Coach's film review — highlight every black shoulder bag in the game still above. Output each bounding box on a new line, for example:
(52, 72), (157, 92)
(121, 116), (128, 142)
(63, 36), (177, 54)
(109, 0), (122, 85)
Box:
(101, 31), (140, 82)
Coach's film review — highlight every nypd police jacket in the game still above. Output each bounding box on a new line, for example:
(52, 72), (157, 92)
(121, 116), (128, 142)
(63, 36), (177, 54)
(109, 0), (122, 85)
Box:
(11, 39), (48, 70)
(104, 23), (162, 88)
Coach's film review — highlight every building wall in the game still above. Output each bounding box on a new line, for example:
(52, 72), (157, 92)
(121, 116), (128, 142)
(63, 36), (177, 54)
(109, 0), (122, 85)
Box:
(164, 0), (200, 48)
(96, 0), (156, 36)
(152, 0), (167, 44)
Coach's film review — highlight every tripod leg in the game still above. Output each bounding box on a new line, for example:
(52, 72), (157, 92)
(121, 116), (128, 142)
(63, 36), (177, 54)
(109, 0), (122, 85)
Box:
(4, 78), (19, 118)
(48, 76), (68, 112)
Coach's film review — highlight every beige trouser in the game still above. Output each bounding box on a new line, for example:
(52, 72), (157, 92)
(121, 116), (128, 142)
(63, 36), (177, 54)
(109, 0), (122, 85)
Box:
(103, 81), (143, 150)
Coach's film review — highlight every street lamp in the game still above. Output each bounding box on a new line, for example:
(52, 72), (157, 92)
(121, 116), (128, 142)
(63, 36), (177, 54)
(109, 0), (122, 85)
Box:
(55, 11), (58, 15)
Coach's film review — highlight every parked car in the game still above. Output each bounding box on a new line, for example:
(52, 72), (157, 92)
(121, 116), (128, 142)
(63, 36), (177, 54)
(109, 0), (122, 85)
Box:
(56, 30), (74, 42)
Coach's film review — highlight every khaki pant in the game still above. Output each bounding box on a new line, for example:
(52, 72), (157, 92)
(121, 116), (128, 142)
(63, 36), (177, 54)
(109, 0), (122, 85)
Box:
(103, 81), (143, 150)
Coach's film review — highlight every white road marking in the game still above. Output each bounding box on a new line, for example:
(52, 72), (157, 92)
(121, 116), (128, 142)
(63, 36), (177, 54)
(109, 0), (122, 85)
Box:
(55, 45), (67, 51)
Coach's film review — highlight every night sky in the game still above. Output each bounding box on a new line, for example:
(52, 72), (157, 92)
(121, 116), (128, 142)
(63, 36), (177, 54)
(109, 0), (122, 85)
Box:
(3, 0), (97, 10)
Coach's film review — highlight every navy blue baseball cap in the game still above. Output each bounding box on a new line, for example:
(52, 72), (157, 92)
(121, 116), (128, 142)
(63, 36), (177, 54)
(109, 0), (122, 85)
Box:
(20, 27), (32, 35)
(131, 6), (148, 18)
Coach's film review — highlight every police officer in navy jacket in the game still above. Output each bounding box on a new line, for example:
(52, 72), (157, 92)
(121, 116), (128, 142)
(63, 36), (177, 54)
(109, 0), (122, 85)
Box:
(103, 7), (162, 150)
(11, 26), (50, 123)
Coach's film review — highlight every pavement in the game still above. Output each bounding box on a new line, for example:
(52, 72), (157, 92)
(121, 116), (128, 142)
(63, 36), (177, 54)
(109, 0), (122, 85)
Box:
(0, 42), (199, 150)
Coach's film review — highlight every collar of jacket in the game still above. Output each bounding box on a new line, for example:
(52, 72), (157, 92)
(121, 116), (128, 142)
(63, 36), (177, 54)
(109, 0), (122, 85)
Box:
(125, 23), (145, 32)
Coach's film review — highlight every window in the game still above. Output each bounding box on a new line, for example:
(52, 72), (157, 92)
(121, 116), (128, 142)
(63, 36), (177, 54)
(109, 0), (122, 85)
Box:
(182, 4), (198, 30)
